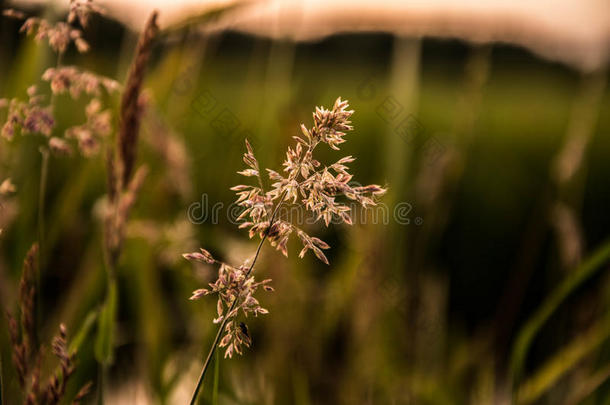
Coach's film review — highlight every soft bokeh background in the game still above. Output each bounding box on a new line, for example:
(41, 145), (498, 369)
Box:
(1, 1), (610, 404)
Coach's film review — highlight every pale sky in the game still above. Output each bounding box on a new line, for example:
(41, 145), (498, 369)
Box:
(9, 0), (610, 71)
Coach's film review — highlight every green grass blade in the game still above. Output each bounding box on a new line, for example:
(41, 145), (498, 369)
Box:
(563, 363), (610, 405)
(510, 239), (610, 391)
(69, 310), (99, 355)
(48, 310), (100, 381)
(517, 314), (610, 404)
(0, 353), (4, 405)
(293, 370), (312, 405)
(94, 280), (118, 365)
(97, 363), (104, 405)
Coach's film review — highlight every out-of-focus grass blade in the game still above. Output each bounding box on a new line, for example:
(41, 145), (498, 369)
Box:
(1, 38), (47, 97)
(46, 160), (99, 252)
(123, 240), (168, 396)
(510, 239), (610, 390)
(293, 370), (312, 405)
(0, 353), (4, 405)
(517, 314), (610, 404)
(94, 280), (118, 365)
(69, 310), (99, 355)
(212, 350), (219, 405)
(563, 363), (610, 405)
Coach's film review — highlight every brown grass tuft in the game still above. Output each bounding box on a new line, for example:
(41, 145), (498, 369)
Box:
(19, 243), (38, 356)
(6, 246), (90, 404)
(7, 243), (39, 388)
(43, 324), (74, 404)
(117, 10), (159, 187)
(7, 311), (27, 388)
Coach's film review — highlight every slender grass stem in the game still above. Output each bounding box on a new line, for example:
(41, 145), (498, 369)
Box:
(97, 362), (104, 405)
(37, 148), (49, 254)
(39, 51), (64, 258)
(36, 146), (49, 348)
(0, 354), (4, 405)
(36, 52), (64, 345)
(97, 216), (119, 403)
(510, 238), (610, 398)
(189, 190), (287, 405)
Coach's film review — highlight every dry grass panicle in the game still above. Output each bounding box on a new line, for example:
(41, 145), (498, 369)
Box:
(118, 10), (159, 186)
(105, 10), (159, 268)
(7, 243), (39, 388)
(184, 98), (386, 361)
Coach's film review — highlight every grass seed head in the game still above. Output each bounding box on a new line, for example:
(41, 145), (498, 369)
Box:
(185, 98), (386, 358)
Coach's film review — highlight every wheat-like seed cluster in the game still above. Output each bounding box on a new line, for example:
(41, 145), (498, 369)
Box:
(184, 98), (386, 358)
(104, 10), (158, 270)
(6, 244), (91, 405)
(6, 244), (38, 389)
(117, 10), (158, 186)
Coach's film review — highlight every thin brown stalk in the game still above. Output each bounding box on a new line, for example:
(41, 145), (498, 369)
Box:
(104, 165), (148, 271)
(37, 51), (65, 337)
(0, 353), (4, 405)
(19, 244), (38, 357)
(36, 148), (48, 343)
(97, 13), (158, 401)
(104, 9), (157, 275)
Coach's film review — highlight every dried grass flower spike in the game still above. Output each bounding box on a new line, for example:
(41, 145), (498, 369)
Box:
(184, 98), (386, 404)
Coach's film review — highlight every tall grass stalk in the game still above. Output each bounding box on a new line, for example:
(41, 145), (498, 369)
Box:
(35, 146), (48, 347)
(38, 49), (64, 256)
(37, 148), (48, 258)
(36, 50), (64, 346)
(0, 353), (3, 405)
(185, 98), (386, 403)
(94, 9), (158, 400)
(189, 191), (286, 405)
